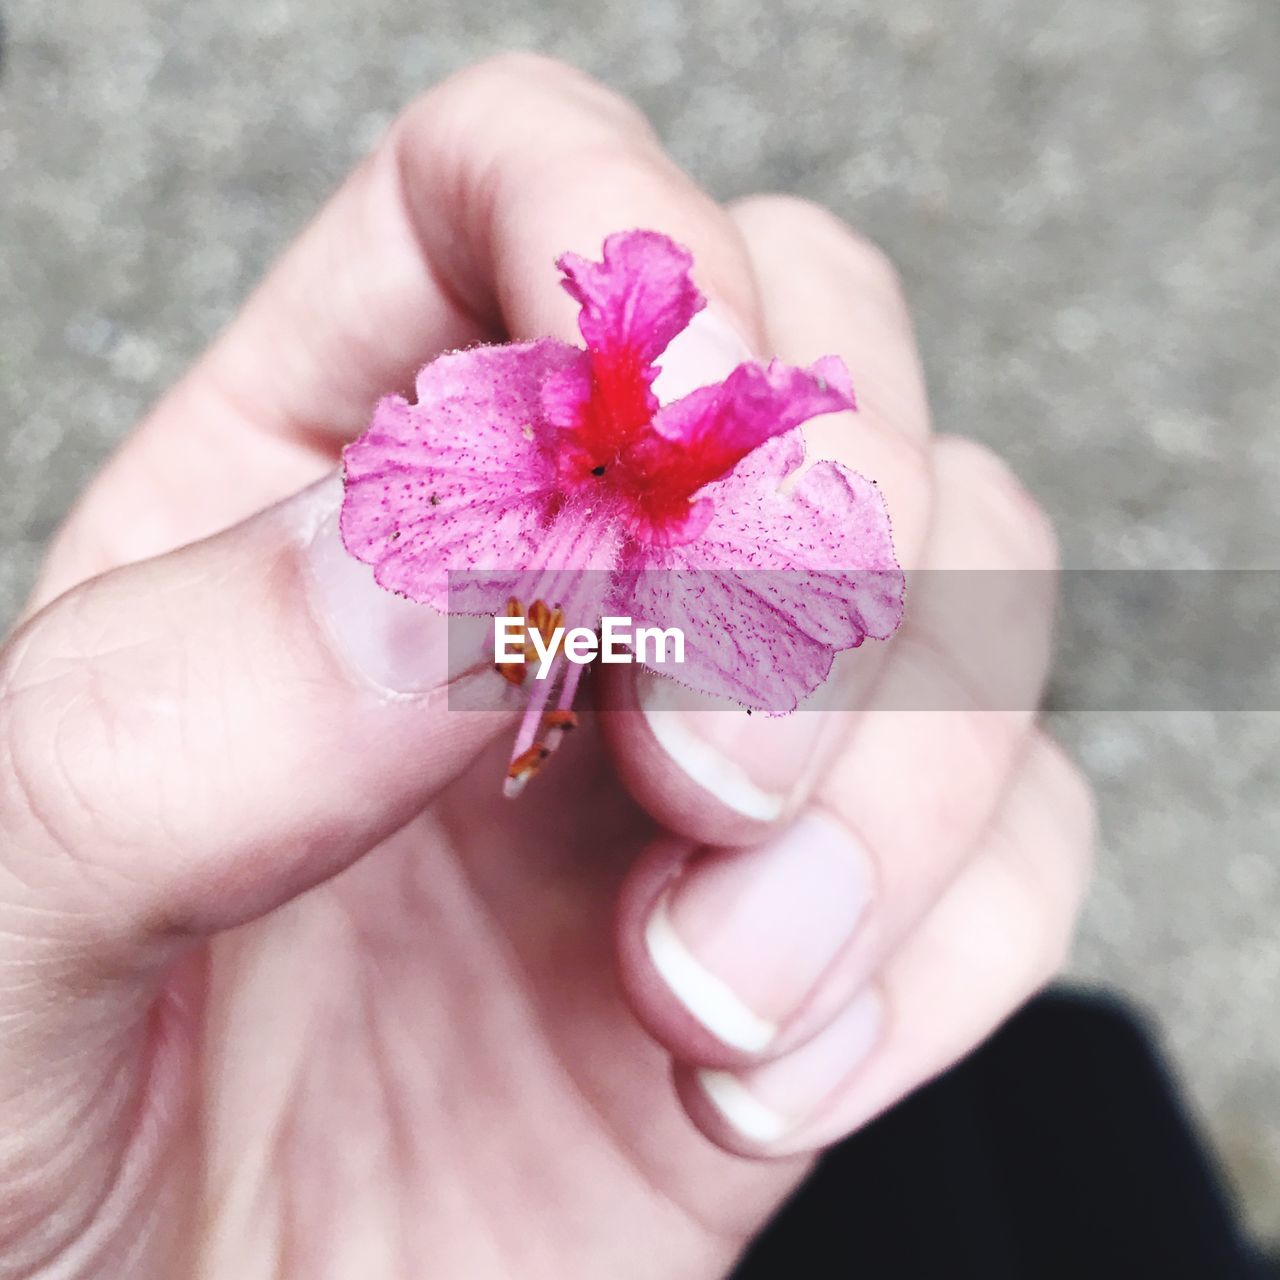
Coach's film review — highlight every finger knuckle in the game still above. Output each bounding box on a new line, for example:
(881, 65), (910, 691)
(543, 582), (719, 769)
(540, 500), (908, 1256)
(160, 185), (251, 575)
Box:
(440, 52), (580, 110)
(828, 230), (907, 308)
(994, 741), (1097, 977)
(386, 59), (663, 244)
(1035, 876), (1080, 976)
(996, 858), (1077, 989)
(876, 423), (934, 504)
(0, 592), (148, 884)
(731, 192), (835, 231)
(1033, 735), (1099, 889)
(734, 195), (908, 303)
(0, 656), (83, 863)
(935, 437), (1060, 571)
(927, 851), (1065, 998)
(422, 54), (654, 147)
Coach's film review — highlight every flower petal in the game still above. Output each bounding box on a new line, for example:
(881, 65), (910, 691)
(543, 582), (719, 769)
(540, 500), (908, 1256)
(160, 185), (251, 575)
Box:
(558, 229), (705, 374)
(449, 497), (623, 622)
(614, 568), (840, 713)
(551, 232), (708, 483)
(618, 431), (904, 712)
(630, 356), (856, 516)
(340, 339), (587, 609)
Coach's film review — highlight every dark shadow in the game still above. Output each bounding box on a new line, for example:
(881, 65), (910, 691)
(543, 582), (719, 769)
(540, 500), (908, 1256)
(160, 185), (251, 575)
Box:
(732, 989), (1269, 1280)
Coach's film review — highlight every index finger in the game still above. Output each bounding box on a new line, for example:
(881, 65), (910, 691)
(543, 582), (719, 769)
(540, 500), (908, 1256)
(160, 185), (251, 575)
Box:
(34, 54), (766, 607)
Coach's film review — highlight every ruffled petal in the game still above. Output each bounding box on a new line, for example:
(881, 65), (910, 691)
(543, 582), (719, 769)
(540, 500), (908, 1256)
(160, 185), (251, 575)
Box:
(549, 231), (708, 484)
(340, 339), (588, 609)
(616, 430), (904, 712)
(655, 355), (854, 449)
(558, 229), (705, 374)
(626, 357), (856, 528)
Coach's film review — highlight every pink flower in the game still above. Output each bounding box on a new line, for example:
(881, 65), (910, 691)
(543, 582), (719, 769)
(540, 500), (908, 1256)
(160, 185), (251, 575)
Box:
(341, 230), (903, 794)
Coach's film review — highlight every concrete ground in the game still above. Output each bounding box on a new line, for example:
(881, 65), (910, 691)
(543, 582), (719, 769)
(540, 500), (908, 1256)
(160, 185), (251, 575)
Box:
(1, 0), (1277, 1247)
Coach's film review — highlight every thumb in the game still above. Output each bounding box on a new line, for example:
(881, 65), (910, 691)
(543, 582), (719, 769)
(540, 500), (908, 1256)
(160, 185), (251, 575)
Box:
(0, 475), (516, 1270)
(0, 472), (513, 1010)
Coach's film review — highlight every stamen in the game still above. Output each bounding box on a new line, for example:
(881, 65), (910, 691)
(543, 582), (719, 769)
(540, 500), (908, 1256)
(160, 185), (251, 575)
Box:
(504, 744), (552, 798)
(498, 598), (589, 798)
(495, 596), (566, 688)
(495, 596), (529, 686)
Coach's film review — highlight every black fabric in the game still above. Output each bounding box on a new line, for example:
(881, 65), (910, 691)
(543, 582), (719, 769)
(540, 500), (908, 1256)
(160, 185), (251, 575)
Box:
(731, 990), (1274, 1280)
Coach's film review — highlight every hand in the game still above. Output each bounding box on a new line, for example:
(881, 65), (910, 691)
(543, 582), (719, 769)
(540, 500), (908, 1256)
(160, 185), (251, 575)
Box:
(0, 56), (1094, 1279)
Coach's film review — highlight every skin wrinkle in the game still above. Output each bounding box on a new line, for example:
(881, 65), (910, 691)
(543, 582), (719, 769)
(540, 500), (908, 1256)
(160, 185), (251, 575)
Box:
(36, 679), (197, 926)
(91, 544), (346, 945)
(437, 831), (747, 1262)
(2, 535), (330, 1274)
(300, 803), (711, 1274)
(390, 100), (506, 338)
(195, 938), (298, 1280)
(389, 836), (539, 1279)
(0, 846), (91, 927)
(264, 886), (460, 1280)
(353, 931), (413, 1277)
(0, 1001), (164, 1275)
(4, 581), (212, 881)
(385, 131), (502, 348)
(62, 990), (198, 1277)
(0, 615), (56, 850)
(1, 710), (98, 915)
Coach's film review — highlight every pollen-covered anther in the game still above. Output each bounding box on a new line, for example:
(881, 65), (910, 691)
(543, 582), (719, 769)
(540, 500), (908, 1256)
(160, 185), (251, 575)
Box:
(541, 707), (578, 754)
(495, 596), (565, 686)
(495, 597), (527, 685)
(502, 704), (582, 798)
(526, 599), (565, 645)
(504, 744), (552, 798)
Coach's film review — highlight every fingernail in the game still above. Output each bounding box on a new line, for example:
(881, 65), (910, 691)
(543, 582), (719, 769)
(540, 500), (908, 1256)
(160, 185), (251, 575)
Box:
(697, 989), (883, 1143)
(638, 676), (836, 820)
(652, 308), (755, 405)
(645, 810), (874, 1052)
(298, 475), (460, 696)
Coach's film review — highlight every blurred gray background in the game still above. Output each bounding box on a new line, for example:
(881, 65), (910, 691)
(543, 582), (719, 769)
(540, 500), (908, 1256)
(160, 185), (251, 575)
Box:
(1, 0), (1277, 1246)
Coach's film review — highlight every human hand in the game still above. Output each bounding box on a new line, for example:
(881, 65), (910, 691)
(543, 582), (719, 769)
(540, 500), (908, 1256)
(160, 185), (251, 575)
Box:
(1, 56), (1093, 1279)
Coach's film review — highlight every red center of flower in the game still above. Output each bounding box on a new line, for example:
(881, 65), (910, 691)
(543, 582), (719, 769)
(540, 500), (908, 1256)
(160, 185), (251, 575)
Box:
(580, 346), (653, 464)
(556, 345), (735, 539)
